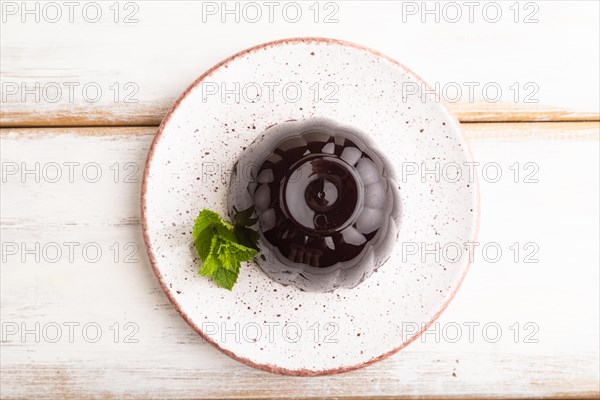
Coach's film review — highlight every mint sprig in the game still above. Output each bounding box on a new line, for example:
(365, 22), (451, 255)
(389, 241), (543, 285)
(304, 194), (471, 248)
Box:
(192, 209), (258, 290)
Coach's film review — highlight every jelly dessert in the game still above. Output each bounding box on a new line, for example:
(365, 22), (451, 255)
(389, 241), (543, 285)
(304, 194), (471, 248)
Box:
(228, 118), (401, 292)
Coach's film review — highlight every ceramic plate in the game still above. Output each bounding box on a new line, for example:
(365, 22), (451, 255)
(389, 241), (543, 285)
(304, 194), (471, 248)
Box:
(142, 38), (479, 375)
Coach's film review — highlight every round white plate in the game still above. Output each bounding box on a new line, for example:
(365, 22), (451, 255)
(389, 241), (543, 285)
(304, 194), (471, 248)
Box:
(142, 38), (479, 375)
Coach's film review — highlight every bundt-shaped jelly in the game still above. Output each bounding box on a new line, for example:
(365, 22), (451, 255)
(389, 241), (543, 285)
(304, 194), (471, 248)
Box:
(228, 118), (401, 292)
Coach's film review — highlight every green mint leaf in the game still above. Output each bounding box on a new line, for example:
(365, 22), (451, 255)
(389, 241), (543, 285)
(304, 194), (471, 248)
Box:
(227, 241), (257, 262)
(192, 209), (220, 239)
(212, 265), (240, 290)
(193, 209), (235, 241)
(194, 227), (213, 260)
(191, 208), (259, 290)
(199, 254), (220, 276)
(198, 236), (220, 275)
(215, 240), (240, 271)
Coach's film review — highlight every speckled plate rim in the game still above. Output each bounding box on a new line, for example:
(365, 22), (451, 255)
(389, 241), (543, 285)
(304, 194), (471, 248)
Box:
(141, 37), (481, 376)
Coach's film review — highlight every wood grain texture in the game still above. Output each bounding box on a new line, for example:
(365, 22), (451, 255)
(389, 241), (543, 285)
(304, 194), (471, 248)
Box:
(1, 1), (599, 127)
(1, 122), (598, 399)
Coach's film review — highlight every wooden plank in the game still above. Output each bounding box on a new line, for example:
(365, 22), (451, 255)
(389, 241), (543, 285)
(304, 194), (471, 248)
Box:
(1, 1), (599, 127)
(1, 122), (598, 398)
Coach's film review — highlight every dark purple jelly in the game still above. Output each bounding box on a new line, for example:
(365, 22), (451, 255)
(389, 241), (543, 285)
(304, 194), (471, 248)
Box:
(228, 118), (401, 292)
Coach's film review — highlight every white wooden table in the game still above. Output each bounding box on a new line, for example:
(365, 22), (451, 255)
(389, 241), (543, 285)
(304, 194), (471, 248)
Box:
(1, 1), (599, 398)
